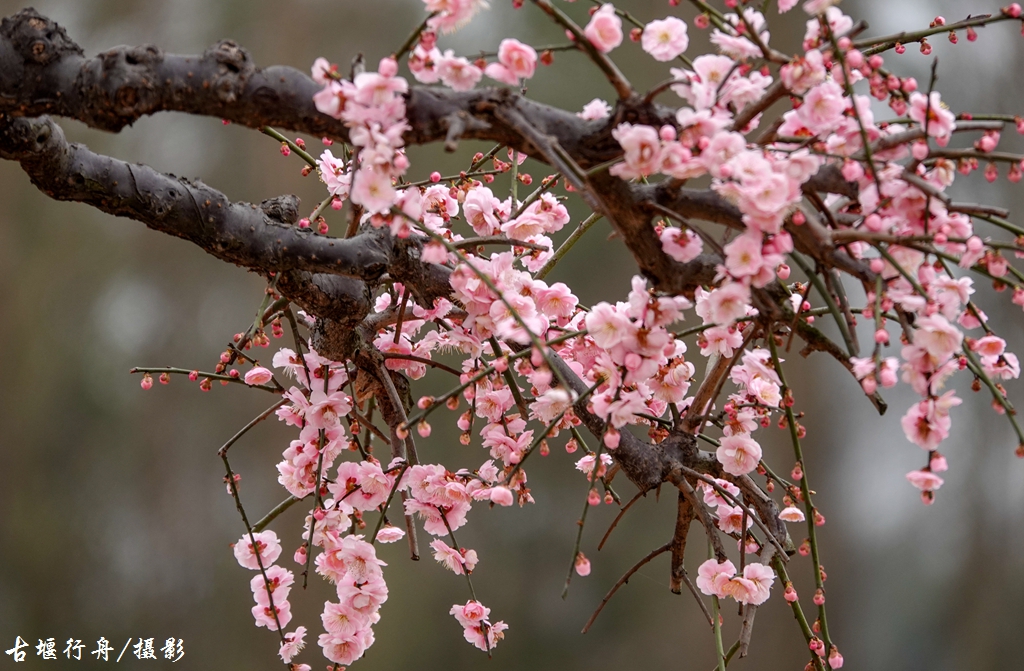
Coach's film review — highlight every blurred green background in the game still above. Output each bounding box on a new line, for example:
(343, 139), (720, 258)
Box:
(1, 1), (1022, 669)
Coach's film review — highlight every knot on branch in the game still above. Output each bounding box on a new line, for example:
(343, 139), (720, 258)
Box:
(1, 8), (81, 65)
(259, 194), (300, 224)
(205, 39), (255, 104)
(76, 45), (166, 129)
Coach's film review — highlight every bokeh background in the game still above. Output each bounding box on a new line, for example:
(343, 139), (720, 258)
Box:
(1, 1), (1022, 669)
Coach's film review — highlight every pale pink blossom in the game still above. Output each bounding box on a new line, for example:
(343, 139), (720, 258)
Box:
(913, 314), (964, 361)
(578, 98), (611, 120)
(334, 535), (386, 583)
(489, 39), (537, 83)
(585, 303), (633, 349)
(735, 563), (774, 605)
(706, 282), (752, 326)
(251, 565), (295, 606)
(803, 0), (840, 14)
(244, 367), (274, 386)
(278, 627), (307, 664)
(716, 504), (753, 534)
(779, 506), (806, 523)
(909, 91), (956, 142)
(322, 601), (371, 637)
(234, 530), (282, 570)
(575, 553), (591, 576)
(660, 227), (703, 263)
(431, 539), (477, 575)
(906, 469), (944, 492)
(724, 233), (766, 279)
(450, 600), (489, 628)
(318, 630), (372, 666)
(642, 17), (689, 62)
(798, 81), (847, 134)
(375, 524), (405, 543)
(350, 168), (396, 214)
(696, 558), (736, 598)
(779, 0), (799, 11)
(609, 123), (661, 179)
(437, 50), (483, 91)
(716, 434), (763, 476)
(780, 49), (825, 94)
(252, 599), (292, 630)
(489, 486), (515, 507)
(584, 4), (623, 53)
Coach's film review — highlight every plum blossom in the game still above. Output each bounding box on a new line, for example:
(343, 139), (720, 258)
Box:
(278, 627), (306, 664)
(642, 17), (688, 62)
(696, 558), (736, 598)
(716, 434), (763, 476)
(485, 39), (537, 85)
(584, 4), (623, 53)
(244, 366), (274, 386)
(779, 506), (806, 523)
(909, 91), (957, 143)
(234, 530), (283, 570)
(609, 123), (661, 179)
(578, 98), (611, 120)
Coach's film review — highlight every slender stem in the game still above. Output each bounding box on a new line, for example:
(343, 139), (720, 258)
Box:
(130, 367), (281, 393)
(767, 337), (832, 655)
(562, 426), (603, 599)
(535, 213), (602, 280)
(217, 399), (287, 458)
(261, 126), (317, 167)
(253, 494), (308, 533)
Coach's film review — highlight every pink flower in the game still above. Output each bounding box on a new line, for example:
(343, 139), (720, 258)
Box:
(322, 601), (370, 637)
(349, 167), (396, 214)
(779, 506), (806, 523)
(909, 91), (956, 142)
(337, 576), (389, 616)
(780, 49), (825, 94)
(797, 81), (847, 134)
(696, 558), (736, 598)
(609, 123), (661, 179)
(335, 534), (386, 583)
(251, 565), (295, 605)
(660, 227), (703, 263)
(724, 232), (766, 279)
(437, 50), (483, 91)
(234, 530), (283, 570)
(252, 599), (292, 630)
(706, 282), (751, 326)
(906, 469), (944, 492)
(450, 600), (489, 629)
(318, 630), (372, 666)
(736, 562), (774, 605)
(779, 0), (799, 11)
(244, 366), (274, 386)
(716, 504), (753, 534)
(584, 4), (623, 53)
(488, 486), (515, 507)
(491, 38), (537, 82)
(971, 335), (1006, 358)
(375, 524), (406, 543)
(803, 0), (840, 14)
(575, 552), (591, 576)
(642, 17), (689, 62)
(278, 627), (307, 664)
(913, 314), (963, 361)
(577, 98), (611, 120)
(431, 539), (473, 574)
(716, 434), (762, 476)
(585, 303), (632, 349)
